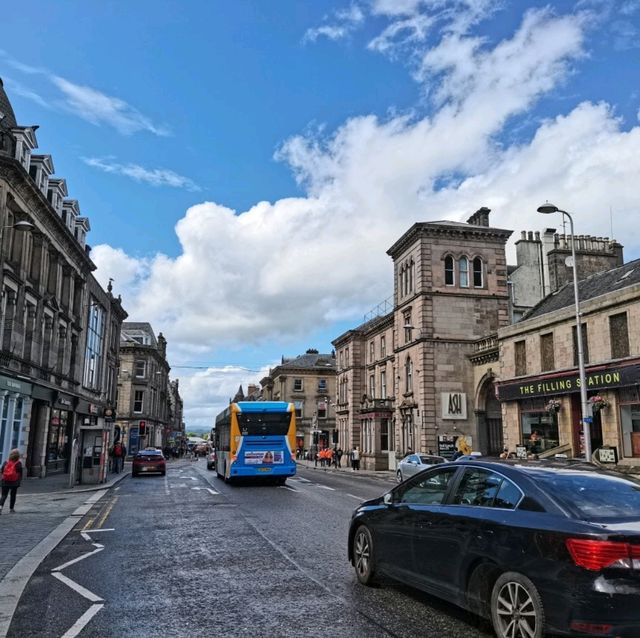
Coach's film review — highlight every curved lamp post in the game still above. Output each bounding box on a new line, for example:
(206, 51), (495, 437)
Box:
(537, 203), (591, 460)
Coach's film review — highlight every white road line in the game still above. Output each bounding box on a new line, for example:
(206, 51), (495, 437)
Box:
(347, 494), (363, 500)
(206, 488), (218, 495)
(164, 473), (170, 496)
(52, 546), (104, 572)
(83, 528), (114, 533)
(169, 483), (188, 488)
(278, 485), (298, 492)
(60, 603), (104, 638)
(52, 572), (104, 603)
(316, 485), (335, 491)
(294, 477), (312, 483)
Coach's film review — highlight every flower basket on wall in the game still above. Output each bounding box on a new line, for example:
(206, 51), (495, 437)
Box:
(545, 399), (561, 415)
(589, 395), (609, 413)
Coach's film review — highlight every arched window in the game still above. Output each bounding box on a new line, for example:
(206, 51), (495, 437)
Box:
(398, 267), (404, 296)
(409, 259), (415, 293)
(444, 255), (454, 286)
(473, 257), (483, 288)
(459, 256), (469, 288)
(405, 357), (413, 393)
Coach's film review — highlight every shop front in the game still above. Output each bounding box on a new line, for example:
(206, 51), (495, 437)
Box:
(45, 392), (75, 474)
(498, 362), (640, 459)
(0, 374), (33, 465)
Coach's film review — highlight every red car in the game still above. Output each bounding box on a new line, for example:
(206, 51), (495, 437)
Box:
(132, 450), (166, 477)
(206, 449), (217, 471)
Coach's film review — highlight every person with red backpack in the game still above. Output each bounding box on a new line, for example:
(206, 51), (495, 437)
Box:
(111, 441), (126, 474)
(1, 448), (23, 514)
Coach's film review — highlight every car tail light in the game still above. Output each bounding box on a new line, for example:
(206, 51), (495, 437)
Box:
(569, 621), (613, 635)
(566, 538), (640, 570)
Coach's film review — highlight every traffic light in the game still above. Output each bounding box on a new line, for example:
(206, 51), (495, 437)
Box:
(139, 421), (146, 437)
(312, 431), (319, 444)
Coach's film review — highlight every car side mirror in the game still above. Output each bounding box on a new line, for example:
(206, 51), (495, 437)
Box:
(383, 492), (394, 505)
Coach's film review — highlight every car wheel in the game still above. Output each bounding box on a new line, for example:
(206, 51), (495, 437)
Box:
(396, 470), (403, 483)
(161, 471), (166, 476)
(490, 572), (545, 638)
(353, 525), (376, 586)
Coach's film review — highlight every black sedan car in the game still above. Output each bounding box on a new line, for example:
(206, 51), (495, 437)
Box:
(348, 459), (640, 638)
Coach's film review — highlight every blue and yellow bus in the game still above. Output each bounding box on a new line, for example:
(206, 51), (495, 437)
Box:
(214, 401), (297, 484)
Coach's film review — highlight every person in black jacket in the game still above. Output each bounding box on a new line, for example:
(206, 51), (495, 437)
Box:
(0, 448), (23, 514)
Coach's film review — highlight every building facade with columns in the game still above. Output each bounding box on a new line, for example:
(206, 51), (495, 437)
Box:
(333, 208), (513, 469)
(0, 77), (127, 482)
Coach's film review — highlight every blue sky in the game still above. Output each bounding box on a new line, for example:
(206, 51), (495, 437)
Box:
(2, 1), (639, 426)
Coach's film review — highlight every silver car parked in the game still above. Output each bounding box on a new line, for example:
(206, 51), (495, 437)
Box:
(396, 453), (446, 482)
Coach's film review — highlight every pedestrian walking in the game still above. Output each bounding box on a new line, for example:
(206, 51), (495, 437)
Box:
(112, 440), (125, 473)
(0, 449), (23, 514)
(351, 446), (360, 471)
(336, 447), (343, 468)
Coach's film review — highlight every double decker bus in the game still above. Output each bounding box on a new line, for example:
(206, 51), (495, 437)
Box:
(214, 401), (297, 484)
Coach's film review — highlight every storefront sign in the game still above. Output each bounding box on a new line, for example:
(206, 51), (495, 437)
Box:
(497, 364), (640, 401)
(595, 446), (618, 464)
(55, 392), (75, 409)
(0, 374), (32, 395)
(441, 392), (467, 420)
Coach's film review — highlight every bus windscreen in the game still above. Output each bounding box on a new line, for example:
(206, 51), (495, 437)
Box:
(237, 413), (291, 436)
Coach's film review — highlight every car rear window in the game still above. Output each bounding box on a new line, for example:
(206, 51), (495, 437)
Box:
(137, 453), (164, 461)
(419, 455), (444, 465)
(535, 471), (640, 519)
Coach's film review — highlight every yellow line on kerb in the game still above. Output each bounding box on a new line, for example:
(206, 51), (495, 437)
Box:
(96, 496), (118, 529)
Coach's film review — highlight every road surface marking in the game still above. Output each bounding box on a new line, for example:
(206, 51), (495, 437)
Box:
(52, 546), (104, 572)
(278, 485), (298, 492)
(294, 477), (312, 483)
(95, 496), (118, 529)
(164, 473), (170, 495)
(347, 494), (363, 500)
(206, 488), (219, 495)
(316, 485), (335, 490)
(60, 603), (104, 638)
(52, 572), (103, 603)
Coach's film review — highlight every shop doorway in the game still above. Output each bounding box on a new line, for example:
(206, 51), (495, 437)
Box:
(479, 380), (503, 456)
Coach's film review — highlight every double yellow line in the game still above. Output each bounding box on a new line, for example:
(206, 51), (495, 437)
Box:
(82, 494), (118, 531)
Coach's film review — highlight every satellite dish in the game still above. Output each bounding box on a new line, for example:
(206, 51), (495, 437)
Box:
(565, 256), (574, 268)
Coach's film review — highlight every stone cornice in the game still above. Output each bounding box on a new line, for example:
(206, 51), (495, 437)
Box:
(0, 155), (95, 271)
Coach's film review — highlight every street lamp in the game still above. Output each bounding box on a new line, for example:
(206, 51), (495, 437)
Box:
(0, 220), (35, 257)
(537, 202), (591, 460)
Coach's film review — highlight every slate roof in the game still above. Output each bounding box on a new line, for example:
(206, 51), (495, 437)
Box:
(525, 258), (640, 320)
(278, 352), (336, 370)
(0, 78), (17, 129)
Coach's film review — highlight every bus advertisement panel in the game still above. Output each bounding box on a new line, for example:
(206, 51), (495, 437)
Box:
(214, 401), (296, 484)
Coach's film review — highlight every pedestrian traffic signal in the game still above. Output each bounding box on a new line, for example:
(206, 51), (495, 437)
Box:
(139, 421), (146, 436)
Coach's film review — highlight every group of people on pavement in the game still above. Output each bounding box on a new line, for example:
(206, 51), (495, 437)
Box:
(312, 446), (361, 470)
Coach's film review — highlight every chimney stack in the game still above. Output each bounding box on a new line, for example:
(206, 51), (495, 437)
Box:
(466, 206), (491, 227)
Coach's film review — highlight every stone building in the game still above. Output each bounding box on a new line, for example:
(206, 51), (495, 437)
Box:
(333, 208), (513, 469)
(0, 78), (127, 483)
(497, 259), (640, 462)
(116, 323), (171, 454)
(260, 350), (336, 453)
(167, 378), (185, 448)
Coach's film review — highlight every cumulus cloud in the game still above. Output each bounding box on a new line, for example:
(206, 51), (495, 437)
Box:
(83, 157), (200, 191)
(91, 5), (640, 426)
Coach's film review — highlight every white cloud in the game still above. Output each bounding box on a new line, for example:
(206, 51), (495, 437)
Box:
(304, 3), (365, 42)
(83, 157), (200, 191)
(51, 76), (170, 136)
(92, 6), (640, 428)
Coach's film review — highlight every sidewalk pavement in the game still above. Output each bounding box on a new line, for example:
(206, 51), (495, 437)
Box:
(296, 459), (397, 483)
(20, 461), (133, 495)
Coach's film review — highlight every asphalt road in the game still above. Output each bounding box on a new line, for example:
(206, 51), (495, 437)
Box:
(9, 459), (495, 638)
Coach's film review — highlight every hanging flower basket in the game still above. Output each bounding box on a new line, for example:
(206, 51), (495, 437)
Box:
(589, 395), (609, 413)
(546, 399), (561, 415)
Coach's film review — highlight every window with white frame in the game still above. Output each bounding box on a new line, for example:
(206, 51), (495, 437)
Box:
(380, 335), (386, 357)
(369, 374), (375, 398)
(294, 400), (303, 419)
(380, 370), (386, 399)
(293, 378), (303, 392)
(369, 341), (375, 362)
(318, 378), (327, 391)
(317, 400), (327, 419)
(134, 360), (146, 378)
(133, 390), (144, 413)
(403, 311), (412, 344)
(459, 256), (469, 287)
